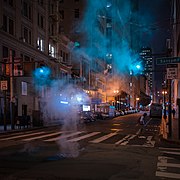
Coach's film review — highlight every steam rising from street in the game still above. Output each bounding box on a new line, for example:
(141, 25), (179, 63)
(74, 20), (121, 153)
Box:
(31, 0), (155, 157)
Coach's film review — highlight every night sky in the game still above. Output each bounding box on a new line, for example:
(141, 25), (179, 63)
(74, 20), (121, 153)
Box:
(139, 0), (171, 91)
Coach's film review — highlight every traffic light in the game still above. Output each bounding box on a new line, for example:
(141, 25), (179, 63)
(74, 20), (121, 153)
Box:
(74, 41), (80, 47)
(130, 62), (143, 75)
(33, 66), (51, 86)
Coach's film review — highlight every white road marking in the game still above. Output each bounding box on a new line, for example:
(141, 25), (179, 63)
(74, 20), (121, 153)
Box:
(23, 132), (62, 141)
(120, 135), (137, 145)
(161, 151), (180, 156)
(90, 132), (117, 143)
(44, 131), (84, 142)
(0, 131), (45, 140)
(68, 132), (100, 142)
(159, 147), (180, 151)
(115, 135), (131, 145)
(156, 171), (180, 179)
(157, 162), (180, 168)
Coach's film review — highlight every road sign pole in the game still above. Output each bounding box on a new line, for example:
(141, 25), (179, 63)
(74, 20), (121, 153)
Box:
(3, 90), (7, 131)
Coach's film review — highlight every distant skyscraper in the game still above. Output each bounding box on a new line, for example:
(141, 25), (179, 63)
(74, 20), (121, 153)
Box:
(140, 47), (153, 91)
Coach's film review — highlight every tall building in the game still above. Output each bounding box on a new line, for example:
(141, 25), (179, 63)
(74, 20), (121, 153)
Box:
(172, 0), (180, 117)
(0, 0), (73, 127)
(140, 47), (153, 92)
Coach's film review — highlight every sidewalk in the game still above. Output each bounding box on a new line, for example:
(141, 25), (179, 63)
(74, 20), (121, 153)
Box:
(160, 115), (180, 144)
(0, 124), (36, 133)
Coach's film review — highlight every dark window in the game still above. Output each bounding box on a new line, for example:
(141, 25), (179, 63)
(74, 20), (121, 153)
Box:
(3, 46), (8, 58)
(38, 0), (43, 6)
(22, 1), (32, 20)
(38, 13), (44, 29)
(23, 27), (32, 44)
(3, 15), (14, 35)
(59, 10), (64, 19)
(66, 53), (69, 61)
(9, 18), (14, 35)
(4, 0), (14, 6)
(23, 1), (28, 17)
(59, 25), (64, 33)
(3, 15), (7, 32)
(9, 0), (14, 6)
(24, 55), (30, 61)
(74, 9), (79, 18)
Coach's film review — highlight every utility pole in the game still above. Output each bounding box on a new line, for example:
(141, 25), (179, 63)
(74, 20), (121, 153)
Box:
(10, 50), (15, 130)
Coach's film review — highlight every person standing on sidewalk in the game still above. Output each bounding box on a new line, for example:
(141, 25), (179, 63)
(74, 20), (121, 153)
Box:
(172, 108), (176, 118)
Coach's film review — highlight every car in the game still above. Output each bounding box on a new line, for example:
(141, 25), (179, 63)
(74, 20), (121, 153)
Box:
(94, 112), (109, 120)
(114, 110), (121, 116)
(150, 103), (162, 118)
(80, 111), (96, 123)
(119, 110), (125, 116)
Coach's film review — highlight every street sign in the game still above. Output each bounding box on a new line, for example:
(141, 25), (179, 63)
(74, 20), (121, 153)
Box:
(1, 80), (8, 90)
(156, 57), (180, 65)
(167, 67), (178, 79)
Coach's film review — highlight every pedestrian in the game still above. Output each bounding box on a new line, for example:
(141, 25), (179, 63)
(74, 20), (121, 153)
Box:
(139, 113), (147, 125)
(172, 108), (176, 118)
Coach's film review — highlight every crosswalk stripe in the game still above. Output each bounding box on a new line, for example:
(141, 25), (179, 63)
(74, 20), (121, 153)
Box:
(156, 171), (180, 179)
(89, 132), (117, 143)
(68, 132), (100, 142)
(120, 134), (137, 145)
(159, 147), (180, 151)
(115, 135), (131, 145)
(162, 151), (180, 156)
(23, 132), (62, 141)
(44, 131), (84, 142)
(157, 162), (180, 168)
(0, 131), (45, 140)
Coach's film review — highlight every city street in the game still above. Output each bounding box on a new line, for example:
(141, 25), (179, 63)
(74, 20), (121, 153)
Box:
(0, 113), (180, 179)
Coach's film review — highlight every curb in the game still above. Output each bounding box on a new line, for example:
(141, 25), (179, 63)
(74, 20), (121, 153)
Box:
(160, 135), (180, 145)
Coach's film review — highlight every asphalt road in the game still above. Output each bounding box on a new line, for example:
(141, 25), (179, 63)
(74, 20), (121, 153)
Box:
(0, 112), (180, 180)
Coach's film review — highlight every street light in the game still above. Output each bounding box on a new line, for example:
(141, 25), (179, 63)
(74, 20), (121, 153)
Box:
(162, 90), (167, 119)
(136, 97), (140, 110)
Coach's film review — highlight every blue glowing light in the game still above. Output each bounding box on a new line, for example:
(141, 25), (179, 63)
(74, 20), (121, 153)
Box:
(136, 64), (141, 69)
(130, 61), (143, 75)
(77, 96), (82, 102)
(33, 66), (51, 86)
(60, 101), (69, 104)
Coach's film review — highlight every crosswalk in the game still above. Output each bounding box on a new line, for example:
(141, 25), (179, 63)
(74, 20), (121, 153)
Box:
(156, 147), (180, 179)
(0, 130), (156, 147)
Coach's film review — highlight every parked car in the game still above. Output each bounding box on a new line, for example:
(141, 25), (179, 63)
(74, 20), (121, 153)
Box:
(80, 111), (96, 123)
(114, 110), (121, 116)
(95, 112), (109, 120)
(119, 110), (125, 116)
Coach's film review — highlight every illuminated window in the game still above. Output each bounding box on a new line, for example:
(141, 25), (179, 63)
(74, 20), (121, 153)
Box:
(49, 44), (55, 57)
(37, 37), (45, 51)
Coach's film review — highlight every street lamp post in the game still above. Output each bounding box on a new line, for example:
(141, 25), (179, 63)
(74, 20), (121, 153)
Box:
(162, 90), (167, 119)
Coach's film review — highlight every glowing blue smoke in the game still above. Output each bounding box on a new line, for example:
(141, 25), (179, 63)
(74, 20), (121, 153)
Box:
(77, 0), (155, 74)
